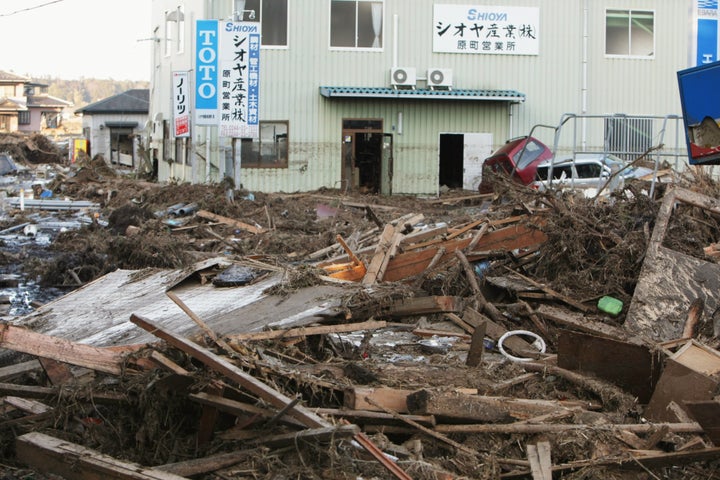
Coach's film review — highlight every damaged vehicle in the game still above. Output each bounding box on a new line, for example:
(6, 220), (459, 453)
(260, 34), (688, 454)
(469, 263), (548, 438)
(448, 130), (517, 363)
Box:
(478, 136), (554, 193)
(531, 152), (654, 196)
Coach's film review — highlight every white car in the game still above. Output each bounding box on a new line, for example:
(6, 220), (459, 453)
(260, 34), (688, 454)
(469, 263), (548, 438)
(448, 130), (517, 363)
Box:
(531, 152), (653, 197)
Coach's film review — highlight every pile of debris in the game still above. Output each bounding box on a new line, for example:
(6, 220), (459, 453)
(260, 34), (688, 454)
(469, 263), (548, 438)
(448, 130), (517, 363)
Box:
(0, 155), (720, 479)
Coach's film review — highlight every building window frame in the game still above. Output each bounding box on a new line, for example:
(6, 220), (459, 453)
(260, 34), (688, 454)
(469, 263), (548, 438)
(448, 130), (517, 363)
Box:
(330, 0), (384, 51)
(234, 0), (288, 48)
(236, 120), (289, 168)
(605, 9), (655, 58)
(18, 111), (30, 125)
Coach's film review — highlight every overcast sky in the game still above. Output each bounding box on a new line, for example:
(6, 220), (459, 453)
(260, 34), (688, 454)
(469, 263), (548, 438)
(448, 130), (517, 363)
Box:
(0, 0), (152, 81)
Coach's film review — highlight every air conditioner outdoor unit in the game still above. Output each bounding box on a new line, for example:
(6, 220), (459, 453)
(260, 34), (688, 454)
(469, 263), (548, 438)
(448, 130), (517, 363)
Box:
(427, 68), (453, 90)
(390, 67), (417, 89)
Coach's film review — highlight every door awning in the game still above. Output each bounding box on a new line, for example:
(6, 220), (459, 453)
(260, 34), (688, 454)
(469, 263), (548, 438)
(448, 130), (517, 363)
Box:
(104, 121), (139, 128)
(319, 86), (525, 103)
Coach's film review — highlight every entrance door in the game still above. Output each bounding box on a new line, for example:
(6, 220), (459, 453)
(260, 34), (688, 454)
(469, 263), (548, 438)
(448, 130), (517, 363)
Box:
(439, 133), (493, 191)
(341, 119), (389, 194)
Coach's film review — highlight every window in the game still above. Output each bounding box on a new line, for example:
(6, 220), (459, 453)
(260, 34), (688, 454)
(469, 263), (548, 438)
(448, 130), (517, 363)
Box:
(164, 10), (175, 56)
(604, 117), (653, 161)
(235, 0), (288, 47)
(18, 111), (30, 125)
(237, 121), (288, 168)
(331, 0), (383, 49)
(176, 6), (185, 53)
(606, 9), (654, 57)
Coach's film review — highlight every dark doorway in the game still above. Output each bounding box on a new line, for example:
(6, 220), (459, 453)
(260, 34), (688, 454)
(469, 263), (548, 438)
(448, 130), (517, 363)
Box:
(439, 133), (464, 189)
(341, 119), (389, 194)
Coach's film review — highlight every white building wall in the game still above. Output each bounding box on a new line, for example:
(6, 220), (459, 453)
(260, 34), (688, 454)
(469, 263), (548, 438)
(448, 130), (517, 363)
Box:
(149, 0), (693, 195)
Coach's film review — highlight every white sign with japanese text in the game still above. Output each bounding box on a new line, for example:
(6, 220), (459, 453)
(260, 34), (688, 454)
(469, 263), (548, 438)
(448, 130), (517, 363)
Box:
(172, 71), (191, 138)
(433, 5), (539, 55)
(218, 21), (261, 138)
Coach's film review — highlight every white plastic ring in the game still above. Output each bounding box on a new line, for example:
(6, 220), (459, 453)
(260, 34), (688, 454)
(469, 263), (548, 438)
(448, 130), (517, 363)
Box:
(497, 330), (546, 362)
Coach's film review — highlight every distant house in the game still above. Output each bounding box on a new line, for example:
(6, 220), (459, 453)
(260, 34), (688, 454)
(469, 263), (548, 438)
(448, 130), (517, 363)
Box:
(75, 89), (149, 169)
(0, 70), (72, 133)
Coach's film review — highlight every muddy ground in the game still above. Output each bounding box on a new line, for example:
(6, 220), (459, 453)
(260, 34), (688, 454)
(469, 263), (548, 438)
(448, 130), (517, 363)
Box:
(1, 131), (720, 479)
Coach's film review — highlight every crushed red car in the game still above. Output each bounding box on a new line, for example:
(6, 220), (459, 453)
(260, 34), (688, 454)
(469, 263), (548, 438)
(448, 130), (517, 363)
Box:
(478, 136), (553, 193)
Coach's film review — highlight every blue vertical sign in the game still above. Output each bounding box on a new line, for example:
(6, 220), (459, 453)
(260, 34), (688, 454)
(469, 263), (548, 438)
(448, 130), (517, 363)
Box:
(195, 20), (219, 125)
(697, 0), (719, 65)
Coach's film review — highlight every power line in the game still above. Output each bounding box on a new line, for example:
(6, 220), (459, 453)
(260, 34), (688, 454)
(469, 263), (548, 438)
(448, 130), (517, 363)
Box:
(0, 0), (65, 17)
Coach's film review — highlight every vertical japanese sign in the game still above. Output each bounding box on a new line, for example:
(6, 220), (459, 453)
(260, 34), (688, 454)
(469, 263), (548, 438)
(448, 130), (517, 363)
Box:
(172, 71), (190, 137)
(195, 20), (219, 125)
(697, 0), (718, 65)
(219, 21), (261, 138)
(433, 5), (539, 55)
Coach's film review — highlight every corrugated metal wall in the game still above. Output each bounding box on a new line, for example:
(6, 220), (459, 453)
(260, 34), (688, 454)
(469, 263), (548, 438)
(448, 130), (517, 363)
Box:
(150, 0), (692, 194)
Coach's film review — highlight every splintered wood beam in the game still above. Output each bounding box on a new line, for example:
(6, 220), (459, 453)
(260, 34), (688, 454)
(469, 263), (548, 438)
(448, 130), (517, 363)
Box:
(130, 314), (330, 429)
(188, 392), (306, 428)
(16, 432), (188, 480)
(0, 382), (129, 404)
(362, 224), (397, 285)
(384, 296), (463, 317)
(344, 387), (414, 413)
(225, 320), (387, 342)
(0, 323), (126, 376)
(196, 209), (265, 234)
(527, 441), (552, 480)
(0, 360), (42, 382)
(158, 448), (265, 477)
(383, 220), (547, 282)
(250, 424), (360, 448)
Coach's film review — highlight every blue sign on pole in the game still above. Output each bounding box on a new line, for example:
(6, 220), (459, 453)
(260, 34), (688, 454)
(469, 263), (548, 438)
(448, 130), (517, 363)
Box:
(195, 20), (219, 125)
(678, 61), (720, 164)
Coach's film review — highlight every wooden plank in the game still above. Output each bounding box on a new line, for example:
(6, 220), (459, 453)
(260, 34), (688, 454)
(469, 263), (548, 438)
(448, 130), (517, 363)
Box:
(0, 359), (42, 381)
(645, 357), (720, 423)
(500, 446), (720, 479)
(149, 351), (190, 375)
(384, 296), (463, 317)
(250, 424), (360, 448)
(0, 382), (129, 404)
(400, 225), (448, 246)
(406, 390), (579, 422)
(196, 209), (264, 234)
(4, 396), (51, 415)
(344, 387), (414, 413)
(130, 314), (330, 429)
(0, 323), (126, 376)
(362, 224), (397, 285)
(464, 307), (539, 358)
(683, 400), (720, 445)
(225, 320), (387, 342)
(313, 407), (436, 427)
(16, 432), (189, 480)
(466, 320), (487, 367)
(527, 441), (552, 480)
(504, 268), (591, 313)
(557, 330), (663, 404)
(38, 357), (74, 385)
(188, 392), (306, 428)
(383, 220), (547, 282)
(158, 449), (263, 477)
(536, 304), (638, 341)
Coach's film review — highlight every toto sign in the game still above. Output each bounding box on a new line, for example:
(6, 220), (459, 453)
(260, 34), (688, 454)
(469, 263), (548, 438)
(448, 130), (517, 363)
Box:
(195, 19), (219, 125)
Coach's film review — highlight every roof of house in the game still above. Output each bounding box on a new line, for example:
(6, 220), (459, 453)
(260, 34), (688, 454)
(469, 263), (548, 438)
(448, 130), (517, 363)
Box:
(0, 96), (26, 112)
(0, 70), (31, 83)
(27, 94), (73, 108)
(75, 89), (149, 115)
